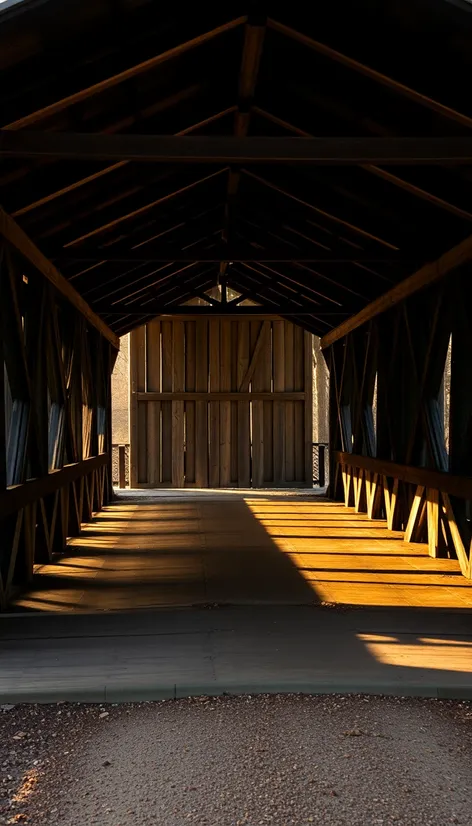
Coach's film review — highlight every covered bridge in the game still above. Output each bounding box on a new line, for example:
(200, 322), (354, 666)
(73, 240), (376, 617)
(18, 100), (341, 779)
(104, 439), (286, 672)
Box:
(1, 0), (472, 616)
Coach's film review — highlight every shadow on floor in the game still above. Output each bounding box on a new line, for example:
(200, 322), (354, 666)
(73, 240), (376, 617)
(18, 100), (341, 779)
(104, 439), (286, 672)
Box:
(9, 493), (472, 613)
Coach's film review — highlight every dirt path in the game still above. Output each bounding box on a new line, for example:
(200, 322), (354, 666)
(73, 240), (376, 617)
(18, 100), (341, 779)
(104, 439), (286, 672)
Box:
(1, 695), (471, 826)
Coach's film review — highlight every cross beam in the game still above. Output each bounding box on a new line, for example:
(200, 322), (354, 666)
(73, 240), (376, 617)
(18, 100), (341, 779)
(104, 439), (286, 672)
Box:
(51, 246), (416, 264)
(96, 305), (339, 316)
(3, 133), (472, 164)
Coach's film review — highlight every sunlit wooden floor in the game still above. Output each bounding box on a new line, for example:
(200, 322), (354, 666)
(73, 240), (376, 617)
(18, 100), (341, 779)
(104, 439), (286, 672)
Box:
(11, 495), (472, 612)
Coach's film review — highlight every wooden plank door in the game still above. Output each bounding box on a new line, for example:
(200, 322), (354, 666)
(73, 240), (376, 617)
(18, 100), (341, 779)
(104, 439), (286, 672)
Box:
(129, 316), (313, 488)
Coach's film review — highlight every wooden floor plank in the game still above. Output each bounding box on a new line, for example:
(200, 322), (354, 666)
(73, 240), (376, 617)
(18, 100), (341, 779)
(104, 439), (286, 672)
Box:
(11, 496), (472, 613)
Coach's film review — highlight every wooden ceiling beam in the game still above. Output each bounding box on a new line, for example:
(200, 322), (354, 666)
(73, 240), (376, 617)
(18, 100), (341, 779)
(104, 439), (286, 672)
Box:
(232, 212), (411, 285)
(221, 16), (266, 280)
(320, 231), (472, 348)
(239, 261), (344, 307)
(92, 262), (202, 304)
(4, 83), (201, 193)
(267, 19), (472, 131)
(225, 277), (280, 308)
(0, 207), (119, 348)
(94, 305), (329, 316)
(2, 17), (246, 130)
(91, 202), (223, 254)
(49, 245), (415, 263)
(140, 267), (216, 304)
(254, 106), (472, 224)
(242, 169), (399, 250)
(232, 200), (368, 258)
(153, 277), (218, 309)
(230, 266), (318, 308)
(11, 106), (236, 219)
(60, 168), (227, 247)
(5, 133), (472, 164)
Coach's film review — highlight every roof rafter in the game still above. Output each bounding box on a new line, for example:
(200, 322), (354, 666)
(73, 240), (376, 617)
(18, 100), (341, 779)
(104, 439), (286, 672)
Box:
(2, 17), (247, 130)
(242, 169), (399, 249)
(103, 202), (223, 253)
(254, 107), (472, 224)
(61, 168), (227, 247)
(240, 261), (343, 307)
(229, 281), (308, 313)
(91, 261), (201, 304)
(267, 19), (472, 131)
(231, 265), (319, 308)
(321, 230), (472, 348)
(0, 207), (119, 348)
(12, 106), (237, 218)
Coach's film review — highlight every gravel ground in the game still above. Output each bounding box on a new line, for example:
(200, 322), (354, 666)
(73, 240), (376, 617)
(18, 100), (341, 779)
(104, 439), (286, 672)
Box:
(1, 695), (472, 826)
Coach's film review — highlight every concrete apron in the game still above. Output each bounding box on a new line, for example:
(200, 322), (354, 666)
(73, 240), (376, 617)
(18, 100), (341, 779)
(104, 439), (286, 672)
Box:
(1, 606), (472, 703)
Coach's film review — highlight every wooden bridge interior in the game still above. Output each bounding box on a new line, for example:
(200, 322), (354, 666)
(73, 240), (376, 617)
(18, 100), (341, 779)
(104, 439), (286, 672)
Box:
(1, 0), (472, 613)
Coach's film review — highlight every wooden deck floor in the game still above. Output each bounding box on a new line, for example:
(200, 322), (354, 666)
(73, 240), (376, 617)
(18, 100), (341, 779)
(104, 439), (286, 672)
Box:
(11, 495), (472, 612)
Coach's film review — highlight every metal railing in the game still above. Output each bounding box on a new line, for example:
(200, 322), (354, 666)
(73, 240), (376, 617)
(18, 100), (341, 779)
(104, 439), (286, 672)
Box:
(313, 442), (329, 487)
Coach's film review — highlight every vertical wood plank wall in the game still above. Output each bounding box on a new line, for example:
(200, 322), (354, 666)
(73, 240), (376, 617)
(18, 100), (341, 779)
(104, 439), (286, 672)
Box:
(130, 316), (313, 488)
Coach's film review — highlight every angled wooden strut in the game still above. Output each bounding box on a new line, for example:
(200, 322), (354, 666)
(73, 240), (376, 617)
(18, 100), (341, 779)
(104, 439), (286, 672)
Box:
(321, 232), (472, 348)
(0, 208), (119, 348)
(238, 321), (269, 391)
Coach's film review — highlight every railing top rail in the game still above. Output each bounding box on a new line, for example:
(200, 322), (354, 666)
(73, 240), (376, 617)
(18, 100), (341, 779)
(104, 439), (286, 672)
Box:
(335, 451), (472, 501)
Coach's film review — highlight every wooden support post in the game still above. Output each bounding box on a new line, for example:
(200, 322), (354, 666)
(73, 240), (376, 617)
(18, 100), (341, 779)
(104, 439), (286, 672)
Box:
(146, 320), (161, 486)
(161, 321), (173, 485)
(354, 468), (364, 512)
(195, 319), (209, 487)
(172, 321), (185, 487)
(251, 320), (267, 488)
(237, 321), (251, 487)
(441, 492), (471, 578)
(426, 488), (440, 557)
(129, 330), (140, 488)
(318, 445), (326, 489)
(209, 320), (220, 488)
(342, 465), (352, 507)
(273, 320), (285, 484)
(384, 476), (399, 531)
(405, 485), (425, 542)
(304, 331), (314, 486)
(118, 445), (126, 489)
(185, 321), (196, 485)
(219, 320), (232, 487)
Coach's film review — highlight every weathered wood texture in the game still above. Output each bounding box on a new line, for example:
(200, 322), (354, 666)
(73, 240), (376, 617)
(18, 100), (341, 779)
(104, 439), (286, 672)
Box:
(130, 317), (313, 488)
(11, 497), (472, 613)
(0, 239), (114, 610)
(326, 267), (472, 579)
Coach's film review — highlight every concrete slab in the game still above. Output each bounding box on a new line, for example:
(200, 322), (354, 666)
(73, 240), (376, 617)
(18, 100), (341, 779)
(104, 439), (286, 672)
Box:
(1, 606), (471, 703)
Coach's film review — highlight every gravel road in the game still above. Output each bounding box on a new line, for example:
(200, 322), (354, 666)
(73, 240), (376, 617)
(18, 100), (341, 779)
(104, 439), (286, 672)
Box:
(1, 695), (471, 826)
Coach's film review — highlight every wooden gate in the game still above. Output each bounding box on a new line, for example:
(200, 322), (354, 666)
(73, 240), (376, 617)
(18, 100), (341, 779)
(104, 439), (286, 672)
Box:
(129, 316), (313, 488)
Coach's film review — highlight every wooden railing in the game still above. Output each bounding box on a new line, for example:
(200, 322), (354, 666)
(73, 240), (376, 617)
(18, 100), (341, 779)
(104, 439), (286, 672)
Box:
(334, 451), (472, 579)
(0, 454), (110, 610)
(0, 225), (118, 611)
